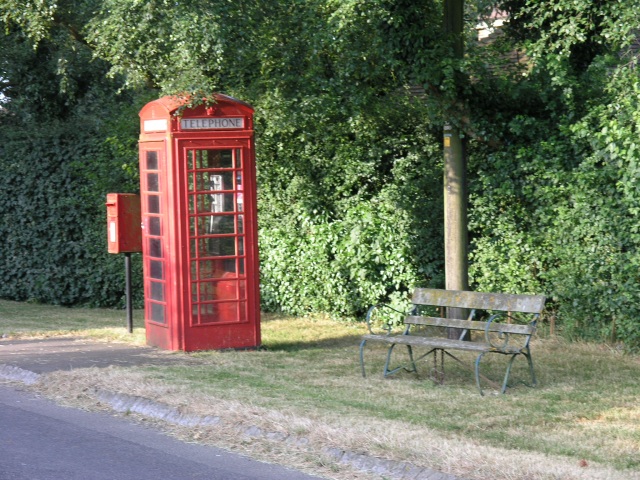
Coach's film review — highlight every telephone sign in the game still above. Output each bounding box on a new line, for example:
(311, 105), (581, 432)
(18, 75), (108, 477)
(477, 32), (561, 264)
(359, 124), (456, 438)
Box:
(138, 94), (261, 351)
(180, 117), (244, 129)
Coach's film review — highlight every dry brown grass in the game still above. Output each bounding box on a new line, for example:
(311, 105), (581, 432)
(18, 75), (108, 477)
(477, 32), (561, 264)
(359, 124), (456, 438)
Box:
(3, 304), (639, 479)
(26, 336), (640, 480)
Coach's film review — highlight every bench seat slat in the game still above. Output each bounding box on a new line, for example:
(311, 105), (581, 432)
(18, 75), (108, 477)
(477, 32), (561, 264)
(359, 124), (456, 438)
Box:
(411, 288), (546, 313)
(405, 316), (534, 335)
(362, 334), (525, 355)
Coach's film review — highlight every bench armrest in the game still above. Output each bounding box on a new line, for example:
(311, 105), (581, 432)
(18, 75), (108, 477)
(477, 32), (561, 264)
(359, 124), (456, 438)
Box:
(484, 313), (537, 351)
(484, 313), (508, 349)
(365, 304), (409, 335)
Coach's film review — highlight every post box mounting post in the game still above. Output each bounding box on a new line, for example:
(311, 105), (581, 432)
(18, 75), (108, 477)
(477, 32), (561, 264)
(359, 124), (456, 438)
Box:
(106, 193), (143, 334)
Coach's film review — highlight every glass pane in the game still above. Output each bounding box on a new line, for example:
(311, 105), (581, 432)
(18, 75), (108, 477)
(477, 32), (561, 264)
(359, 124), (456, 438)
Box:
(200, 303), (216, 317)
(148, 196), (160, 214)
(238, 237), (244, 256)
(239, 258), (245, 275)
(199, 237), (236, 257)
(196, 149), (233, 169)
(188, 150), (195, 170)
(199, 259), (235, 279)
(199, 215), (235, 235)
(149, 238), (162, 258)
(238, 215), (244, 234)
(147, 173), (159, 192)
(220, 150), (233, 167)
(237, 193), (244, 212)
(191, 261), (197, 280)
(199, 282), (215, 302)
(149, 217), (161, 236)
(188, 171), (195, 192)
(150, 282), (164, 301)
(150, 303), (165, 323)
(222, 258), (237, 274)
(197, 172), (214, 192)
(150, 260), (163, 279)
(235, 149), (242, 168)
(238, 301), (247, 322)
(194, 150), (205, 169)
(197, 193), (235, 213)
(146, 151), (158, 170)
(217, 302), (238, 322)
(196, 172), (234, 192)
(239, 279), (247, 300)
(199, 260), (216, 279)
(217, 279), (238, 300)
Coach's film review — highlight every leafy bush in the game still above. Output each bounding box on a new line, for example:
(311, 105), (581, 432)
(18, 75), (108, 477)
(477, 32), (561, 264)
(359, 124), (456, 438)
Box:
(256, 92), (444, 318)
(468, 68), (640, 349)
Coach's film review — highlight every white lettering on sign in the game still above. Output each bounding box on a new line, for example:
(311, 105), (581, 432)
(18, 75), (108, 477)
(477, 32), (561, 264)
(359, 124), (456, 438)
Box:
(180, 117), (244, 130)
(143, 119), (168, 132)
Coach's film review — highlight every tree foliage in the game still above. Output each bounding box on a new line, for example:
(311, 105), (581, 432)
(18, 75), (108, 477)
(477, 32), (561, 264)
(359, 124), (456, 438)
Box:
(1, 0), (640, 347)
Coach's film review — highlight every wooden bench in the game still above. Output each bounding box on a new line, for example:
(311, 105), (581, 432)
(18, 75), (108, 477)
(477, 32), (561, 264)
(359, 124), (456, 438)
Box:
(359, 288), (546, 395)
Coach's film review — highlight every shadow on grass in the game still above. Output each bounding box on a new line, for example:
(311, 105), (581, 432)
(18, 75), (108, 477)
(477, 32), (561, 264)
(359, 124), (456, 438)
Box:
(262, 333), (364, 352)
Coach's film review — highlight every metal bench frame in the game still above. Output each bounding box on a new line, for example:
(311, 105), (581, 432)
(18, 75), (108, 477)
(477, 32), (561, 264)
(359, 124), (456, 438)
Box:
(359, 289), (546, 395)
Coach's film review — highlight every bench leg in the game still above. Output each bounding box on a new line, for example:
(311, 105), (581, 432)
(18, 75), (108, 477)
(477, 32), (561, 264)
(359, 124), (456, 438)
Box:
(407, 345), (418, 374)
(430, 348), (446, 384)
(503, 349), (537, 392)
(475, 351), (513, 395)
(523, 347), (537, 387)
(502, 354), (519, 394)
(474, 352), (488, 396)
(384, 344), (418, 377)
(359, 339), (368, 378)
(361, 340), (419, 379)
(502, 351), (537, 392)
(475, 351), (538, 395)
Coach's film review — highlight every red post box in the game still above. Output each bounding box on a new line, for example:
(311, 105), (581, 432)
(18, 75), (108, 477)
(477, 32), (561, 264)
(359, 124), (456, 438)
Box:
(138, 94), (260, 351)
(106, 193), (142, 254)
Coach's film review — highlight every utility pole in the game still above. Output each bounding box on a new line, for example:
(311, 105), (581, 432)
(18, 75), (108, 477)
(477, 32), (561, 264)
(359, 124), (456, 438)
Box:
(443, 0), (469, 336)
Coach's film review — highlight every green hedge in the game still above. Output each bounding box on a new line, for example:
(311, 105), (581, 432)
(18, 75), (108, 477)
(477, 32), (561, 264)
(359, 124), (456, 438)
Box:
(0, 116), (143, 308)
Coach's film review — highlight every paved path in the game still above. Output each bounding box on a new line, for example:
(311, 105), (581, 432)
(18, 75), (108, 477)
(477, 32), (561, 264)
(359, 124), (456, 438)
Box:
(0, 337), (189, 373)
(0, 384), (323, 480)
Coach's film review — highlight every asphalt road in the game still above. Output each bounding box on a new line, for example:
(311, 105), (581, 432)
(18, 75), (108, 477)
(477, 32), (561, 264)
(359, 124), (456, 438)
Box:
(0, 384), (325, 480)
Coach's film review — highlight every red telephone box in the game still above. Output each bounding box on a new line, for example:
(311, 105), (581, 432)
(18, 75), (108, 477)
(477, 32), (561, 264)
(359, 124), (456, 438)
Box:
(138, 94), (260, 351)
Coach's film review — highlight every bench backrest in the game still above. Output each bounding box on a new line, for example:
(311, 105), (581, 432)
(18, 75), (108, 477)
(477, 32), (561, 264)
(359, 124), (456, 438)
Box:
(405, 316), (534, 335)
(411, 289), (546, 314)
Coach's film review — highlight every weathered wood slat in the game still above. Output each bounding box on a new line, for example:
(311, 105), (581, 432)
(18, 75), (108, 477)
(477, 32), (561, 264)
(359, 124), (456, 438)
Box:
(405, 316), (534, 335)
(362, 334), (525, 354)
(411, 288), (546, 313)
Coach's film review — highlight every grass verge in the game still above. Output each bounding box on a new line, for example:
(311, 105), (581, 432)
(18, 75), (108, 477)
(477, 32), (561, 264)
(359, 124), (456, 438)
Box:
(1, 299), (639, 479)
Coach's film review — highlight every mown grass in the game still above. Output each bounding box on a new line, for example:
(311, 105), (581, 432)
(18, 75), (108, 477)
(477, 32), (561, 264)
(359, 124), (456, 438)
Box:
(152, 318), (640, 471)
(0, 299), (147, 344)
(1, 299), (639, 478)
